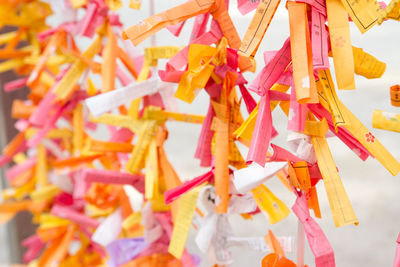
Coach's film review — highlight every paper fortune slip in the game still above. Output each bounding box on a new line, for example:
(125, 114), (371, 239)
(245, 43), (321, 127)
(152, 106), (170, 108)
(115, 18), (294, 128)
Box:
(0, 0), (398, 266)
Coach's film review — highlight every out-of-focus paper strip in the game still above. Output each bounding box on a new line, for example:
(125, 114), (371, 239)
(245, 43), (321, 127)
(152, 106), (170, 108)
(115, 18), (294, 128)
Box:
(122, 0), (215, 45)
(378, 0), (400, 23)
(168, 186), (201, 259)
(372, 110), (400, 133)
(145, 139), (158, 200)
(129, 0), (142, 9)
(391, 85), (400, 107)
(101, 24), (117, 92)
(53, 36), (102, 101)
(126, 120), (157, 174)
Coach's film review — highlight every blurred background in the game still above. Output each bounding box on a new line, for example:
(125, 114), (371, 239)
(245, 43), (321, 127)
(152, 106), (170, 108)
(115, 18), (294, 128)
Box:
(0, 0), (399, 266)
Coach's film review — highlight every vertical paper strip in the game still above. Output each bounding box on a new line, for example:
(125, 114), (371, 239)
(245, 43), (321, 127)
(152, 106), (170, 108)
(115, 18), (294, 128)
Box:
(287, 2), (318, 104)
(326, 0), (355, 90)
(311, 135), (358, 227)
(53, 36), (102, 100)
(239, 0), (281, 58)
(311, 10), (329, 70)
(214, 116), (230, 214)
(318, 69), (349, 129)
(145, 138), (159, 199)
(126, 121), (156, 174)
(35, 144), (47, 188)
(168, 186), (201, 259)
(72, 104), (84, 155)
(102, 24), (117, 92)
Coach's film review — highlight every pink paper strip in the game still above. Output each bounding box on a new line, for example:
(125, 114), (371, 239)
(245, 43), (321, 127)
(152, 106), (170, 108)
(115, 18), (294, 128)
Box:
(288, 83), (307, 132)
(5, 157), (37, 181)
(167, 21), (186, 37)
(268, 144), (303, 162)
(277, 70), (293, 86)
(164, 170), (213, 204)
(81, 169), (143, 185)
(4, 77), (28, 92)
(190, 13), (210, 42)
(110, 127), (134, 143)
(247, 94), (273, 166)
(394, 233), (400, 267)
(250, 38), (291, 95)
(29, 91), (57, 127)
(15, 119), (30, 132)
(239, 84), (257, 113)
(269, 90), (290, 101)
(195, 103), (215, 167)
(79, 1), (108, 38)
(237, 0), (260, 15)
(51, 204), (100, 228)
(292, 194), (336, 267)
(21, 234), (45, 263)
(116, 65), (134, 86)
(311, 10), (329, 70)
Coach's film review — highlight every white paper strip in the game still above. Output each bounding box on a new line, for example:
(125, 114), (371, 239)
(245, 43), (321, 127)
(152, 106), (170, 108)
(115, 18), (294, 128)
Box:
(233, 161), (287, 194)
(85, 77), (159, 117)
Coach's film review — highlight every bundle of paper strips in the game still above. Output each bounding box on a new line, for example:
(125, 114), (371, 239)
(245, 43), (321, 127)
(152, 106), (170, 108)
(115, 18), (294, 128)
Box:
(0, 0), (399, 266)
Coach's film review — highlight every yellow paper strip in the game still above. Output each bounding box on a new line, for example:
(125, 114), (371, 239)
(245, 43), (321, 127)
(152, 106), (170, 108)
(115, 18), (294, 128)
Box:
(353, 46), (386, 79)
(122, 211), (142, 230)
(168, 186), (201, 259)
(311, 132), (358, 227)
(318, 69), (350, 129)
(340, 0), (383, 33)
(126, 121), (157, 174)
(372, 109), (400, 133)
(251, 184), (290, 224)
(239, 0), (281, 58)
(145, 139), (158, 200)
(339, 102), (400, 176)
(53, 36), (102, 101)
(30, 184), (61, 202)
(326, 0), (355, 90)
